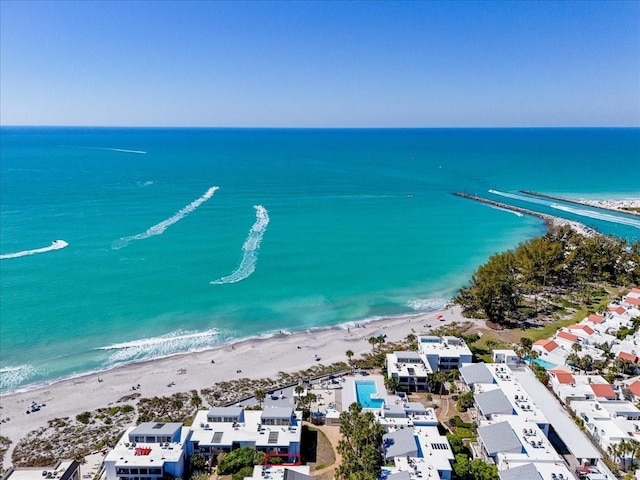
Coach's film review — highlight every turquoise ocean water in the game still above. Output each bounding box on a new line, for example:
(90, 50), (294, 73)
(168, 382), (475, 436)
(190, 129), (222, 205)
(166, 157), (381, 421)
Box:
(1, 128), (639, 391)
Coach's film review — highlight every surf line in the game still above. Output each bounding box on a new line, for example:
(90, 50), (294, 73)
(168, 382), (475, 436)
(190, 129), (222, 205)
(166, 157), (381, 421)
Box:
(0, 240), (68, 260)
(112, 186), (219, 249)
(211, 205), (270, 285)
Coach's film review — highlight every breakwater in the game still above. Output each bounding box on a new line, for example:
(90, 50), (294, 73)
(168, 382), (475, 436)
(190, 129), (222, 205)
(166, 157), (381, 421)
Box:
(452, 192), (596, 236)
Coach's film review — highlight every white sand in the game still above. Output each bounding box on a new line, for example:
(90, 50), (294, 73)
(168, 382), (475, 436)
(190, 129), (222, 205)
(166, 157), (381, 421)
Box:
(0, 305), (474, 467)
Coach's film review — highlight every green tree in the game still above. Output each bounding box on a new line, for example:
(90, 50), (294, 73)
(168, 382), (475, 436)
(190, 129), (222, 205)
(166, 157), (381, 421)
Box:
(467, 251), (520, 324)
(428, 371), (448, 397)
(346, 349), (354, 365)
(384, 375), (399, 393)
(456, 391), (475, 412)
(453, 453), (470, 480)
(254, 388), (266, 408)
(190, 453), (208, 473)
(217, 447), (264, 474)
(470, 459), (499, 480)
(334, 403), (384, 480)
(368, 337), (378, 353)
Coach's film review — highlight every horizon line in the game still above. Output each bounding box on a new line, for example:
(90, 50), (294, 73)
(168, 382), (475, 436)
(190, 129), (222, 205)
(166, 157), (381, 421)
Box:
(2, 125), (639, 130)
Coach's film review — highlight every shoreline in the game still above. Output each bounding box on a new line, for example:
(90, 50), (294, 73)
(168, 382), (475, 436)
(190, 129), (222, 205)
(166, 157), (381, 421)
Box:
(0, 304), (475, 467)
(0, 307), (442, 397)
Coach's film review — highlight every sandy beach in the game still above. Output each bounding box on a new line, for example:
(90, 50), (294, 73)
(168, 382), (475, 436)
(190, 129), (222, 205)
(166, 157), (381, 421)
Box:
(0, 305), (474, 468)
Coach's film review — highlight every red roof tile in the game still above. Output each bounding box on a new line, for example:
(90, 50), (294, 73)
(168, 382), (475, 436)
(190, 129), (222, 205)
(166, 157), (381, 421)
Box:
(569, 324), (595, 335)
(587, 314), (604, 324)
(618, 351), (638, 363)
(628, 381), (640, 397)
(557, 331), (578, 342)
(630, 288), (640, 294)
(608, 306), (626, 315)
(549, 369), (575, 384)
(534, 339), (559, 352)
(590, 383), (617, 399)
(625, 296), (640, 306)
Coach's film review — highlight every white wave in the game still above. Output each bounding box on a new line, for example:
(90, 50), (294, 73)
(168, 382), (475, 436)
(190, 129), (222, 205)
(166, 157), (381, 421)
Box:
(74, 146), (147, 154)
(97, 329), (219, 363)
(113, 186), (219, 249)
(211, 205), (270, 284)
(489, 205), (524, 217)
(0, 240), (68, 260)
(407, 297), (450, 312)
(550, 204), (640, 229)
(104, 148), (146, 154)
(0, 364), (38, 390)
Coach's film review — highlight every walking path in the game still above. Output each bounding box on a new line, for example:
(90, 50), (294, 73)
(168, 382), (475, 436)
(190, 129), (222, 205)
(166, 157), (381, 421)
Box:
(306, 422), (342, 479)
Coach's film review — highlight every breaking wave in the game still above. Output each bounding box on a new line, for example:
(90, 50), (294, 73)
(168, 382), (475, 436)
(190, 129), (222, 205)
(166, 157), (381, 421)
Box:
(211, 205), (270, 284)
(113, 186), (219, 249)
(0, 364), (38, 390)
(407, 297), (450, 311)
(1, 240), (68, 260)
(97, 329), (219, 363)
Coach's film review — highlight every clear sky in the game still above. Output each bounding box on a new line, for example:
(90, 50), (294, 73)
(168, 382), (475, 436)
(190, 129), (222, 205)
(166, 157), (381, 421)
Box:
(1, 0), (638, 127)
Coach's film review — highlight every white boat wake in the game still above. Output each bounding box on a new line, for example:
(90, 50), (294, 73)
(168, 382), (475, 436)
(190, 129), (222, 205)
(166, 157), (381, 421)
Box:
(71, 146), (147, 155)
(0, 240), (68, 260)
(113, 186), (219, 249)
(211, 205), (270, 284)
(488, 189), (551, 206)
(550, 204), (640, 229)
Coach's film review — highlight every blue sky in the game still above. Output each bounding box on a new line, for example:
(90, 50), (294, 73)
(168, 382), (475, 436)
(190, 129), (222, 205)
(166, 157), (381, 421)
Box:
(1, 0), (638, 127)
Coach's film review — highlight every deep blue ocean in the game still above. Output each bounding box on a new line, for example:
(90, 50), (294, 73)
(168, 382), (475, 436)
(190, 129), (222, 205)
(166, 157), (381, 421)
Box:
(1, 128), (639, 391)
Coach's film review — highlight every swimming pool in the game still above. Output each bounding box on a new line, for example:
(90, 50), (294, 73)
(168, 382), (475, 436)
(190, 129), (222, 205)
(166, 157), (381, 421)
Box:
(524, 355), (556, 370)
(355, 381), (384, 409)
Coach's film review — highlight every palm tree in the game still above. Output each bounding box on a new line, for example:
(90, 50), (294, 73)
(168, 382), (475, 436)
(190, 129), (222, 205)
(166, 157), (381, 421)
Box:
(368, 337), (378, 353)
(345, 349), (354, 366)
(428, 371), (448, 397)
(254, 388), (266, 408)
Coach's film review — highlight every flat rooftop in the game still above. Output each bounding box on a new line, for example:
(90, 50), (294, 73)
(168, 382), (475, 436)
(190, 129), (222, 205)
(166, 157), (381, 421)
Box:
(511, 367), (600, 461)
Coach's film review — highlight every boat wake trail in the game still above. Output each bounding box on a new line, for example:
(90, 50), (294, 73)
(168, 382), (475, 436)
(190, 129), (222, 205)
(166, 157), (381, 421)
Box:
(211, 205), (270, 285)
(550, 204), (640, 229)
(0, 240), (68, 260)
(488, 189), (551, 206)
(68, 146), (147, 155)
(113, 186), (219, 249)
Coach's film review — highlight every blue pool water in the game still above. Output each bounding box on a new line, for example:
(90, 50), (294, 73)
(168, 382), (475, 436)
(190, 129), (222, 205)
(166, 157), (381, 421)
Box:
(355, 381), (385, 408)
(524, 356), (557, 370)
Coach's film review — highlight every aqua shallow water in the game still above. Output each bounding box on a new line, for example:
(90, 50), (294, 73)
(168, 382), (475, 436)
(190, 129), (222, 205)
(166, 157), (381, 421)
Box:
(1, 128), (638, 391)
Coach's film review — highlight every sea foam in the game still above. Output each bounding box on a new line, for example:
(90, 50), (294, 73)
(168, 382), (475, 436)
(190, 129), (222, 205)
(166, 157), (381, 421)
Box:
(113, 186), (219, 249)
(211, 205), (270, 284)
(98, 329), (219, 364)
(0, 365), (39, 390)
(407, 297), (450, 311)
(0, 240), (68, 260)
